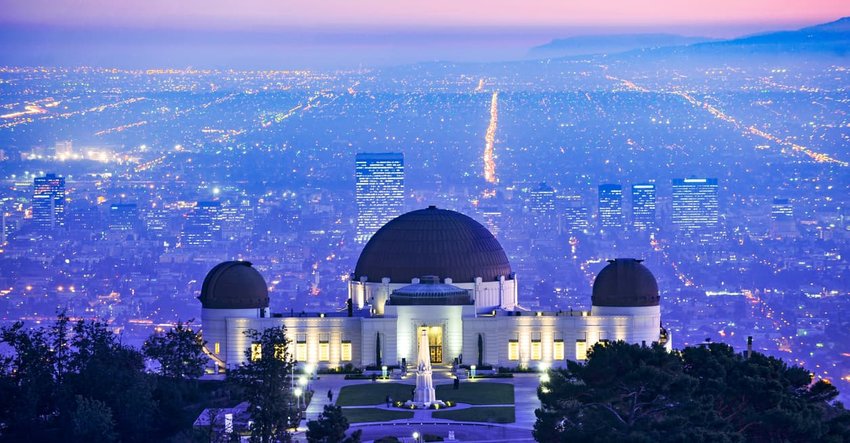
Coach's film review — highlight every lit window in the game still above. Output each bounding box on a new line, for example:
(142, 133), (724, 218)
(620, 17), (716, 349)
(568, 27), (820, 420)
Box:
(251, 343), (262, 361)
(296, 341), (307, 362)
(319, 341), (330, 362)
(531, 340), (542, 360)
(214, 342), (220, 354)
(553, 340), (564, 360)
(575, 339), (587, 361)
(341, 341), (352, 361)
(274, 344), (287, 360)
(508, 340), (519, 361)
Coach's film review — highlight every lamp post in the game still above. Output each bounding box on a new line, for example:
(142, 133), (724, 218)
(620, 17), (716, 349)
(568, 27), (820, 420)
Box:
(412, 431), (420, 443)
(294, 387), (303, 411)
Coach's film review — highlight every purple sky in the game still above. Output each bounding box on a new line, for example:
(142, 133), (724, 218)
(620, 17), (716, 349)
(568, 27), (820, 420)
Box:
(1, 1), (848, 68)
(3, 0), (849, 33)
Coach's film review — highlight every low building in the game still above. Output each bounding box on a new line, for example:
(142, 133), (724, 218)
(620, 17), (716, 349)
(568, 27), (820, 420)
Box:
(200, 207), (669, 373)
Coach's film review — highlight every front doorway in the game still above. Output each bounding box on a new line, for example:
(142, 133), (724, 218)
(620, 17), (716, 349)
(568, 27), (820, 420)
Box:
(419, 326), (443, 364)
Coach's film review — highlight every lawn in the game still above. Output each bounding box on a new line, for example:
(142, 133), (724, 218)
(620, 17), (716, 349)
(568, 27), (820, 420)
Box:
(342, 408), (415, 423)
(434, 382), (514, 405)
(336, 383), (414, 406)
(432, 406), (515, 424)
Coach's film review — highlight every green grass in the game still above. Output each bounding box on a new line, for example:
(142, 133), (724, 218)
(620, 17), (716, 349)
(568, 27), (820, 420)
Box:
(434, 382), (514, 405)
(336, 383), (414, 406)
(432, 406), (515, 424)
(341, 408), (415, 423)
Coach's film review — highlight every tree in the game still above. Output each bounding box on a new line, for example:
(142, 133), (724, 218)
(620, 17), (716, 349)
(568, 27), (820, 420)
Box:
(376, 333), (382, 367)
(71, 395), (117, 443)
(143, 320), (207, 379)
(306, 405), (362, 443)
(477, 333), (484, 368)
(535, 341), (698, 443)
(64, 319), (156, 443)
(0, 320), (59, 439)
(229, 326), (296, 443)
(534, 341), (850, 443)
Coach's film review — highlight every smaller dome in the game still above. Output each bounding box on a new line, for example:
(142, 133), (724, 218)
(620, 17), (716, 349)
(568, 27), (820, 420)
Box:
(199, 261), (269, 309)
(388, 276), (473, 306)
(592, 259), (659, 307)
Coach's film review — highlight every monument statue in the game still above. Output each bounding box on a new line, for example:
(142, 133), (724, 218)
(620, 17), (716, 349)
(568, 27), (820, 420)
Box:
(405, 327), (445, 408)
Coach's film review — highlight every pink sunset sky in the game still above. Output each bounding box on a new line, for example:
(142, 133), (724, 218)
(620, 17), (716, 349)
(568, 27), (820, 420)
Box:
(2, 0), (849, 33)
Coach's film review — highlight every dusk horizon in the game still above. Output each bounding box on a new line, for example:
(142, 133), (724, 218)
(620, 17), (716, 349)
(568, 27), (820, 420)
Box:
(1, 1), (849, 442)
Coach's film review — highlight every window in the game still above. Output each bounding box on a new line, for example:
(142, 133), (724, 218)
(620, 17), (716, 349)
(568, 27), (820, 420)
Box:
(575, 339), (587, 361)
(553, 340), (565, 360)
(341, 341), (352, 362)
(319, 341), (330, 362)
(531, 340), (542, 360)
(251, 343), (262, 361)
(296, 341), (307, 362)
(508, 340), (519, 361)
(274, 343), (286, 360)
(214, 342), (220, 354)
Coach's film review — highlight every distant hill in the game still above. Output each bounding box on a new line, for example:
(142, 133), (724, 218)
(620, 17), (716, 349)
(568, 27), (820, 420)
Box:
(672, 17), (850, 56)
(528, 34), (713, 58)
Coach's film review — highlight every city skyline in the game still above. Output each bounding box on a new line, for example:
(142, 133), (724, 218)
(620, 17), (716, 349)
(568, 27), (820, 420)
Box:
(0, 5), (848, 442)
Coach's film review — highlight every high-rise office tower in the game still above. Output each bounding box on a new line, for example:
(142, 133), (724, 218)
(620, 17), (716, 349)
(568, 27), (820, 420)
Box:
(631, 184), (657, 231)
(32, 173), (65, 230)
(220, 200), (254, 241)
(528, 182), (556, 215)
(355, 153), (404, 244)
(182, 201), (221, 247)
(109, 203), (139, 232)
(598, 184), (623, 230)
(671, 178), (719, 239)
(770, 198), (796, 238)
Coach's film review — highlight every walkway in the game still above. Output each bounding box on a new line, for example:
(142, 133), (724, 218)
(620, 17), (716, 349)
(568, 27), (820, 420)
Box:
(292, 372), (544, 441)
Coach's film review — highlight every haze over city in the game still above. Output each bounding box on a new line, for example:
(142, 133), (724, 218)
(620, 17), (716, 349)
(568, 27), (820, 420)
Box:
(1, 1), (850, 442)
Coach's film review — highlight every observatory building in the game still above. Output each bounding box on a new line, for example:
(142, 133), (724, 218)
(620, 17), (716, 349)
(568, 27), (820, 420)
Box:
(200, 206), (669, 372)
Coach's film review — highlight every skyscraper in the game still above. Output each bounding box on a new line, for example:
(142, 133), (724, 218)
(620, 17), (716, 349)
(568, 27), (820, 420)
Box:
(32, 173), (65, 230)
(355, 153), (404, 244)
(598, 184), (623, 230)
(528, 182), (556, 215)
(671, 178), (719, 240)
(770, 198), (796, 238)
(631, 184), (657, 231)
(109, 203), (139, 232)
(182, 201), (221, 247)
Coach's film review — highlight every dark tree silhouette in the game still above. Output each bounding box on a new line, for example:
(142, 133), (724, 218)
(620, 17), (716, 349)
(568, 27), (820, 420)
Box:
(228, 326), (296, 443)
(143, 319), (207, 379)
(306, 404), (362, 443)
(535, 341), (850, 443)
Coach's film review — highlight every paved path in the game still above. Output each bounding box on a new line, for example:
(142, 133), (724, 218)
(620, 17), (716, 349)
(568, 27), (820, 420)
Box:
(292, 372), (544, 441)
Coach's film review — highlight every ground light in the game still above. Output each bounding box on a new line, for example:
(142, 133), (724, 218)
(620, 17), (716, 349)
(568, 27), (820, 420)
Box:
(294, 387), (303, 409)
(412, 431), (420, 443)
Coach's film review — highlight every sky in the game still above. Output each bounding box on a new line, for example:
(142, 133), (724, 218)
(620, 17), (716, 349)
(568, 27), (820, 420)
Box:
(2, 0), (849, 30)
(1, 0), (849, 68)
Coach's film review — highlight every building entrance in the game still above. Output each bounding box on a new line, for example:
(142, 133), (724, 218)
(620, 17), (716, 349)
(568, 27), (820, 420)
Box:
(419, 326), (443, 364)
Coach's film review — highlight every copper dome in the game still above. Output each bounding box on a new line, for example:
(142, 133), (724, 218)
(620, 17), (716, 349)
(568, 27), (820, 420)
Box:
(353, 206), (513, 284)
(199, 261), (269, 309)
(592, 258), (660, 307)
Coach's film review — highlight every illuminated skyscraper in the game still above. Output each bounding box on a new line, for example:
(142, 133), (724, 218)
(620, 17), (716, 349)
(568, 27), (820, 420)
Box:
(770, 198), (796, 238)
(183, 201), (221, 247)
(32, 173), (65, 230)
(598, 184), (623, 230)
(631, 184), (656, 231)
(355, 153), (404, 244)
(671, 178), (719, 240)
(109, 203), (139, 232)
(528, 182), (556, 215)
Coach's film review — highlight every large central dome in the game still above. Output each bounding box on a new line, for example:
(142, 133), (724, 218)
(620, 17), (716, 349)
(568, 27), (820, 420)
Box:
(354, 206), (512, 283)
